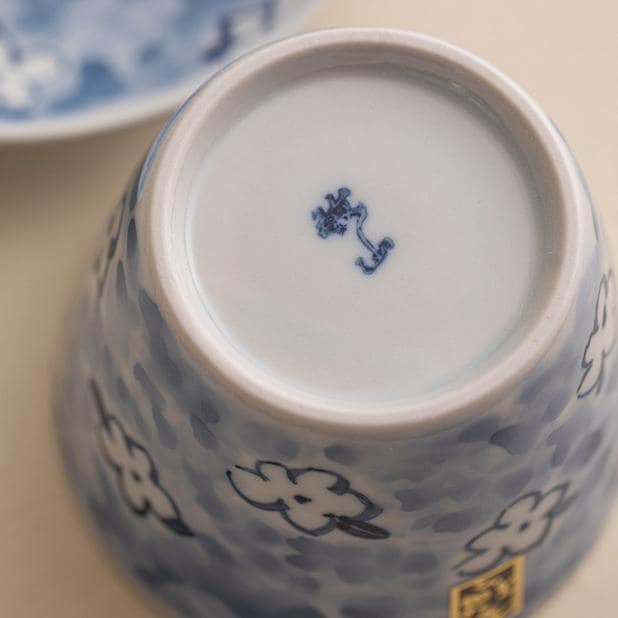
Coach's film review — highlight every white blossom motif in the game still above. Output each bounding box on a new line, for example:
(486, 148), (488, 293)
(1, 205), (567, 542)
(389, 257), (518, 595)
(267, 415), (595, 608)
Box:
(227, 461), (390, 540)
(90, 379), (193, 537)
(0, 36), (68, 110)
(578, 271), (616, 398)
(454, 483), (574, 577)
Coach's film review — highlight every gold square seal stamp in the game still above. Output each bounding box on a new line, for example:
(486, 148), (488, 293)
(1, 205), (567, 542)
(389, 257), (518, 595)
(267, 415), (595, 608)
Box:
(450, 555), (525, 618)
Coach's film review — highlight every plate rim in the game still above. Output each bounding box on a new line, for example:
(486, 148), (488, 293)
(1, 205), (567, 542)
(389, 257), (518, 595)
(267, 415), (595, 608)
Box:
(0, 0), (325, 142)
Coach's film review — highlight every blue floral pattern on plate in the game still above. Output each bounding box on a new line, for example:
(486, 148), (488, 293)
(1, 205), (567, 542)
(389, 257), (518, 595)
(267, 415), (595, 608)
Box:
(0, 0), (319, 130)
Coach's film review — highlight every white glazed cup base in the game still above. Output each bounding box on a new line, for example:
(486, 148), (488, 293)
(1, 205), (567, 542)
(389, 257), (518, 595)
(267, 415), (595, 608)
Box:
(150, 29), (584, 432)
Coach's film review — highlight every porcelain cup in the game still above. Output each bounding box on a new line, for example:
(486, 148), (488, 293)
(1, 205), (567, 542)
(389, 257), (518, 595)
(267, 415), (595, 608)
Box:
(57, 29), (618, 618)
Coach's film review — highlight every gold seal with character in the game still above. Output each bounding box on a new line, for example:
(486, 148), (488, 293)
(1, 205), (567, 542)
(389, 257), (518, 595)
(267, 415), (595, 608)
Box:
(450, 555), (525, 618)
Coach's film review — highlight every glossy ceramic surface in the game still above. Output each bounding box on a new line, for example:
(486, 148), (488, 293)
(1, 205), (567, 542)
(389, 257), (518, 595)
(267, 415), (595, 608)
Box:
(185, 60), (547, 406)
(0, 0), (321, 140)
(56, 30), (618, 618)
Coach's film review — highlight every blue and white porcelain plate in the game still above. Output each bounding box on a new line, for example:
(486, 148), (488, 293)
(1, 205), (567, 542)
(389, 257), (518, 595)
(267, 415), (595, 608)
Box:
(0, 0), (322, 141)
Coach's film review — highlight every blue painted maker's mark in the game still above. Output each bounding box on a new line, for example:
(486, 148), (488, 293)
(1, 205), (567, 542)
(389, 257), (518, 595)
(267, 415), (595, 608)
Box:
(312, 187), (395, 274)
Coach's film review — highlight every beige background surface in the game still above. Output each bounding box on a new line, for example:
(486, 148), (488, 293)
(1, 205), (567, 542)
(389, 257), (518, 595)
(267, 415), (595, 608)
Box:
(2, 1), (617, 616)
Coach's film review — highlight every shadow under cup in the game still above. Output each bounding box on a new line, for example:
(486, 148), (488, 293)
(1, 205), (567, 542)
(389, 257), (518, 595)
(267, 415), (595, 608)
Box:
(57, 29), (618, 618)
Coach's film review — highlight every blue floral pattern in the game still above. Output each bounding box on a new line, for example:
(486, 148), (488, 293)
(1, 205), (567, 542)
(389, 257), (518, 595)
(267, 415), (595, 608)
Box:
(578, 270), (616, 398)
(454, 483), (575, 577)
(227, 461), (390, 540)
(91, 379), (193, 537)
(0, 31), (70, 112)
(0, 0), (315, 122)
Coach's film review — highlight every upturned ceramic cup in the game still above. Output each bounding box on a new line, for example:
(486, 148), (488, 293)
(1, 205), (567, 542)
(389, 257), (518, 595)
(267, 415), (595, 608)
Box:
(57, 29), (618, 618)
